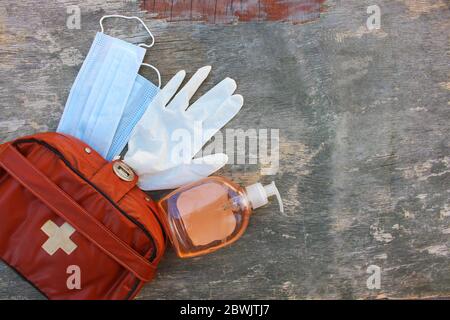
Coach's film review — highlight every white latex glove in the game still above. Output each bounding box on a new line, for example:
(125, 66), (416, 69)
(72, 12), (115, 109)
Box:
(124, 66), (243, 190)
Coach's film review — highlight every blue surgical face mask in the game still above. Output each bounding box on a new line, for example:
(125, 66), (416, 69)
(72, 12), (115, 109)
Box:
(57, 15), (160, 160)
(106, 73), (159, 160)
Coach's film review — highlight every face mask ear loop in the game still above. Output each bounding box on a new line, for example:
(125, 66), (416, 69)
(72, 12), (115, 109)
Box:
(99, 15), (155, 48)
(141, 63), (162, 89)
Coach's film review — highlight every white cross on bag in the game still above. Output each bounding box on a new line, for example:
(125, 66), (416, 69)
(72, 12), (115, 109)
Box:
(41, 220), (77, 255)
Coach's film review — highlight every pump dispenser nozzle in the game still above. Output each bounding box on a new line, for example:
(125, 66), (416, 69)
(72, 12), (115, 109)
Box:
(245, 181), (284, 213)
(158, 176), (285, 258)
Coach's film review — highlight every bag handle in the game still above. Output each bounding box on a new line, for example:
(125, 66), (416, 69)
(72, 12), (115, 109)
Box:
(0, 144), (155, 282)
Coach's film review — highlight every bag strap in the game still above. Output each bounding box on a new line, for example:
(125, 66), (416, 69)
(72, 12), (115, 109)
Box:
(0, 144), (155, 282)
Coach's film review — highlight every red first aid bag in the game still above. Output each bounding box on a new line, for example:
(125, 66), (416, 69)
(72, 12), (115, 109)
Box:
(0, 132), (166, 299)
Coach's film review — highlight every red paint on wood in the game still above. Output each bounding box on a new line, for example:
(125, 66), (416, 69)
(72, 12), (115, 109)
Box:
(141, 0), (326, 24)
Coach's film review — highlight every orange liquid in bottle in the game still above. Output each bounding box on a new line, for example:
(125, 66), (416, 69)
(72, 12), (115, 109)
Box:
(158, 177), (251, 258)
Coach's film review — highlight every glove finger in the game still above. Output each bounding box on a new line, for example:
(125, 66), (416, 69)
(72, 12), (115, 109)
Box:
(191, 153), (228, 167)
(187, 77), (237, 118)
(159, 70), (186, 107)
(137, 153), (228, 191)
(168, 66), (211, 111)
(202, 94), (244, 142)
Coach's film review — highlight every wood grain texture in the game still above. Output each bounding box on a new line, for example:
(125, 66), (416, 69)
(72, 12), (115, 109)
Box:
(0, 0), (449, 299)
(141, 0), (325, 23)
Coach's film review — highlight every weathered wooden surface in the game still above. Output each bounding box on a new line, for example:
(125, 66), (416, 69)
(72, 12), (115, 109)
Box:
(142, 0), (324, 23)
(0, 0), (449, 299)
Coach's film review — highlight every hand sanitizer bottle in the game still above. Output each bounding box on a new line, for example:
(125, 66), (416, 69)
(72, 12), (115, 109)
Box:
(157, 176), (283, 258)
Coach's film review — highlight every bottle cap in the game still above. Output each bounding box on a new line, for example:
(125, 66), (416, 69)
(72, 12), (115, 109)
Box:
(245, 181), (284, 213)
